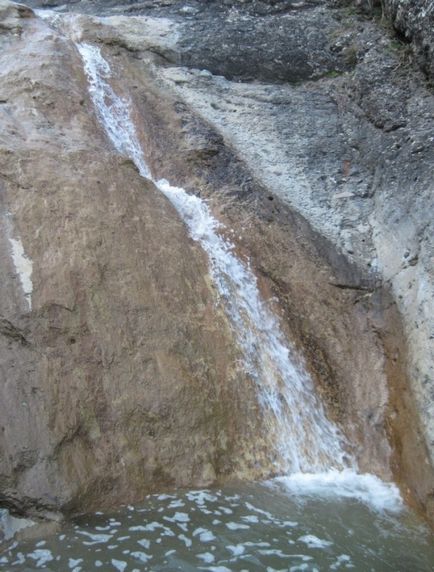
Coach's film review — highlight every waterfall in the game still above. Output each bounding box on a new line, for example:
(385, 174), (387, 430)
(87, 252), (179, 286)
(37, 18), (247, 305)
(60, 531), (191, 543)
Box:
(76, 42), (402, 509)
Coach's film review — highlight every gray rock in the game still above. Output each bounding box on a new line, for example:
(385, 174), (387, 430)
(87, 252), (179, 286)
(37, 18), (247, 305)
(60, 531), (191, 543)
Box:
(0, 508), (35, 544)
(384, 0), (434, 78)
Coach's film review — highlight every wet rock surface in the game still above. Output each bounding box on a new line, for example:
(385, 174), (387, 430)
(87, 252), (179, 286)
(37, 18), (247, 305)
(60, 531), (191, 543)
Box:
(0, 3), (268, 521)
(1, 0), (433, 527)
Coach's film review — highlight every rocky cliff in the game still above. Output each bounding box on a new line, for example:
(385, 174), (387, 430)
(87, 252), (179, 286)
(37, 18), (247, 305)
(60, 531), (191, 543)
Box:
(1, 0), (433, 525)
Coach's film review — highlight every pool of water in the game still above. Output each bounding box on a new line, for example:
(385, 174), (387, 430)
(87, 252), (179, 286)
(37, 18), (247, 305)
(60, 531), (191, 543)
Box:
(1, 482), (433, 571)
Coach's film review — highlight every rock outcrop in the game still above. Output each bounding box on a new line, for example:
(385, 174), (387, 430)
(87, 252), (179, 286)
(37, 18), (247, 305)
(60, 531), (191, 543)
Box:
(1, 0), (433, 524)
(355, 0), (434, 77)
(384, 0), (434, 79)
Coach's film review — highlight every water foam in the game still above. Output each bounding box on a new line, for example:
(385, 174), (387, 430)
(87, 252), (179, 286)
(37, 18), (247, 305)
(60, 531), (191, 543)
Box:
(270, 469), (402, 513)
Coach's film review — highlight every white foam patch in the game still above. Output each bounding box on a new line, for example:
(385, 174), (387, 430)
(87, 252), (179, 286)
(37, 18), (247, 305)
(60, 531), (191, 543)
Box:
(244, 502), (273, 519)
(193, 528), (216, 542)
(241, 515), (258, 523)
(272, 470), (403, 513)
(197, 552), (215, 563)
(259, 548), (290, 557)
(227, 544), (245, 556)
(157, 494), (175, 500)
(111, 559), (127, 571)
(137, 539), (150, 549)
(68, 558), (83, 568)
(330, 554), (353, 569)
(224, 495), (240, 502)
(76, 531), (112, 544)
(226, 522), (250, 531)
(299, 557), (314, 562)
(137, 522), (174, 535)
(168, 500), (185, 508)
(186, 491), (219, 505)
(131, 551), (152, 563)
(8, 236), (33, 310)
(12, 553), (25, 566)
(164, 512), (189, 523)
(28, 549), (53, 567)
(298, 535), (333, 549)
(281, 521), (298, 528)
(178, 534), (192, 547)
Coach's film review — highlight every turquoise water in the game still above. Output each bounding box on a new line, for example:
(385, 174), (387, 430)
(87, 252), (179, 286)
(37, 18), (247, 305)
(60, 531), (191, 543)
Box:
(1, 482), (433, 571)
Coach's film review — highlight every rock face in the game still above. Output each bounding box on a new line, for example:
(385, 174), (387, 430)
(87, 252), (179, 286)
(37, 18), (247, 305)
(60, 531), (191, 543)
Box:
(1, 0), (433, 523)
(0, 3), (264, 518)
(355, 0), (434, 76)
(384, 0), (434, 79)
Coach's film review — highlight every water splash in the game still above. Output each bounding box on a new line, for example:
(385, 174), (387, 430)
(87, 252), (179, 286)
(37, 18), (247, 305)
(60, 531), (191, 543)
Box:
(269, 470), (403, 513)
(76, 41), (402, 509)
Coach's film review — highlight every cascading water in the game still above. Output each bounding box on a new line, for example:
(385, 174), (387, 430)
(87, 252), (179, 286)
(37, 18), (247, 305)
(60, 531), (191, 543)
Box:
(5, 15), (434, 572)
(76, 41), (401, 508)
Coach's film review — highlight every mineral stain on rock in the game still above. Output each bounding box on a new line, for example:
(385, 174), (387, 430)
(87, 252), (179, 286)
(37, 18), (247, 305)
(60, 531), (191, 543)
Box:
(7, 234), (33, 311)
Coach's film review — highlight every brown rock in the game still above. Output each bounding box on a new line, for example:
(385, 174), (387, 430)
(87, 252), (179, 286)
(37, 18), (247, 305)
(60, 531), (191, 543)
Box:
(0, 6), (266, 518)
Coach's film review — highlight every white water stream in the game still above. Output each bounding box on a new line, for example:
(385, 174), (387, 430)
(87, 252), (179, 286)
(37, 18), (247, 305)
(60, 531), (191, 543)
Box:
(76, 42), (401, 511)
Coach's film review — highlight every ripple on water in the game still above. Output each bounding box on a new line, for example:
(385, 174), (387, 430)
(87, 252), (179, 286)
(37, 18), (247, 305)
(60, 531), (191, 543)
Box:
(1, 483), (433, 572)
